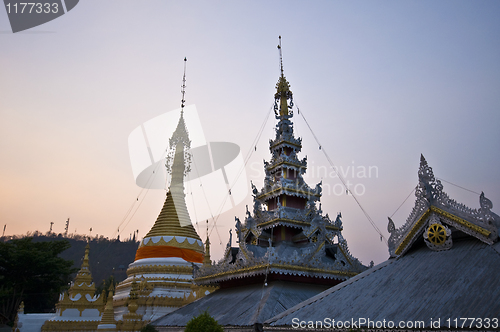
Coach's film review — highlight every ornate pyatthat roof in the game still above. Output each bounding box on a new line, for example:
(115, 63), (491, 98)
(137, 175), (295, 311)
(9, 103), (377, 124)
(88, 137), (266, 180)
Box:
(135, 111), (204, 263)
(58, 243), (104, 311)
(387, 155), (500, 257)
(195, 65), (367, 286)
(255, 73), (320, 208)
(71, 243), (95, 296)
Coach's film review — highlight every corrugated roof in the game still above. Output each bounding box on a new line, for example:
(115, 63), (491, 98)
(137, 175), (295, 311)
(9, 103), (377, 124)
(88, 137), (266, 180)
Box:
(152, 281), (328, 327)
(267, 239), (500, 328)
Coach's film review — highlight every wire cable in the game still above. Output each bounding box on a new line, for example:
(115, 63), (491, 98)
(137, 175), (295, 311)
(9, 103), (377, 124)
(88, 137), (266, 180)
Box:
(296, 103), (388, 246)
(390, 186), (417, 219)
(208, 104), (274, 239)
(113, 150), (167, 239)
(436, 177), (480, 195)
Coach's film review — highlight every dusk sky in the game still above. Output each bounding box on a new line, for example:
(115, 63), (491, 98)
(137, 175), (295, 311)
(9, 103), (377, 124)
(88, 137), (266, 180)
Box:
(1, 1), (499, 265)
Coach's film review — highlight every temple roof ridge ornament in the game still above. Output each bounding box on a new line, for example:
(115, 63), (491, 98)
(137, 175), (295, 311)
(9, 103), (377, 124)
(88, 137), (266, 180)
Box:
(387, 154), (499, 257)
(274, 36), (294, 120)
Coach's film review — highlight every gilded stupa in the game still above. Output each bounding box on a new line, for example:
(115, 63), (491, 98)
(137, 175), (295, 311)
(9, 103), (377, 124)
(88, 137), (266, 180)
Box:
(112, 59), (215, 323)
(41, 243), (105, 331)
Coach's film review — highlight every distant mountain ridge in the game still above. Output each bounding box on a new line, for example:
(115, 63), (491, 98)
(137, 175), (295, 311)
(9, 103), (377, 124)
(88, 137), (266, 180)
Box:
(1, 232), (139, 287)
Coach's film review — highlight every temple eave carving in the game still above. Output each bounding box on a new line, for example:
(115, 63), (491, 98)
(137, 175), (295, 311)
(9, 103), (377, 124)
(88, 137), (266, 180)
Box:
(388, 155), (500, 258)
(194, 263), (358, 285)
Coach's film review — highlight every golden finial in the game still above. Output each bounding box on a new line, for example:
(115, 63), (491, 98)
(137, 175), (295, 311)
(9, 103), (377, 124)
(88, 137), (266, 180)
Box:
(203, 220), (211, 266)
(82, 242), (90, 268)
(129, 275), (139, 300)
(274, 36), (293, 118)
(18, 301), (24, 313)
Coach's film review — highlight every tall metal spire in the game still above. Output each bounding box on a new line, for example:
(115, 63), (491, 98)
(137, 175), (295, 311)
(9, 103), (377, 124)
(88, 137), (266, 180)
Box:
(166, 58), (192, 177)
(181, 57), (187, 111)
(278, 36), (284, 77)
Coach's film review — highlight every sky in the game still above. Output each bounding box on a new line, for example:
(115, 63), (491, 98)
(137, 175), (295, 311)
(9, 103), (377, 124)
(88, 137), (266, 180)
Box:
(1, 1), (499, 266)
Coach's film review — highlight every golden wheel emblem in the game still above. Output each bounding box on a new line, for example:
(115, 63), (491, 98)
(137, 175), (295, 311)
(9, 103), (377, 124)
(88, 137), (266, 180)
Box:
(427, 223), (446, 245)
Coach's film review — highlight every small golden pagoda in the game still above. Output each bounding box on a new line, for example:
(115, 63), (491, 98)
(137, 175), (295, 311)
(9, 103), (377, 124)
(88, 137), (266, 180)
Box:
(41, 243), (105, 331)
(112, 59), (216, 324)
(97, 285), (116, 331)
(115, 278), (143, 332)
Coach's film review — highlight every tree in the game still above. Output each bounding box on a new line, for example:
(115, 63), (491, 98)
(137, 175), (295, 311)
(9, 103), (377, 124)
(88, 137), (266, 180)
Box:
(95, 275), (117, 301)
(185, 311), (223, 332)
(0, 238), (76, 324)
(141, 324), (159, 332)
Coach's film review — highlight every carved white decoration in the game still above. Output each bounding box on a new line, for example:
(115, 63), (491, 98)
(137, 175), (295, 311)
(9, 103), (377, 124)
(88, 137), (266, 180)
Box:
(387, 155), (499, 257)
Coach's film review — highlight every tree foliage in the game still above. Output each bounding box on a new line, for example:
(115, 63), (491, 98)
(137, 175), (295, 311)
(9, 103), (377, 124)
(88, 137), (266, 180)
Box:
(140, 324), (159, 332)
(0, 238), (76, 324)
(185, 311), (224, 332)
(95, 275), (117, 300)
(1, 232), (140, 287)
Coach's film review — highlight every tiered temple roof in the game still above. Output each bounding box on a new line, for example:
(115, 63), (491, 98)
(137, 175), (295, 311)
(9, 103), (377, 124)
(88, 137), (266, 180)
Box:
(194, 62), (366, 287)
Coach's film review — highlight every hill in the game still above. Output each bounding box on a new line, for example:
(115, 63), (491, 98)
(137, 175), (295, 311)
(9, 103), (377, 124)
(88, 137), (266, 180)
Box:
(1, 232), (139, 289)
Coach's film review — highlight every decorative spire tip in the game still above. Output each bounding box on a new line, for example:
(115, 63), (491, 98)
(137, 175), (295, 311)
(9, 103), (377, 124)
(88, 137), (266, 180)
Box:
(278, 36), (283, 76)
(181, 58), (187, 111)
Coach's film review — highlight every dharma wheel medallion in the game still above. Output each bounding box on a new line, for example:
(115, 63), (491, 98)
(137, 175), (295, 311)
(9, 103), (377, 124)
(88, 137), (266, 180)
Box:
(427, 223), (446, 245)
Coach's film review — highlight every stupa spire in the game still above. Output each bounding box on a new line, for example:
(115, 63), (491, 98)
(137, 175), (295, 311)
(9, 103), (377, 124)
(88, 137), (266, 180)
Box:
(181, 57), (187, 110)
(71, 241), (94, 295)
(112, 59), (216, 322)
(134, 58), (203, 263)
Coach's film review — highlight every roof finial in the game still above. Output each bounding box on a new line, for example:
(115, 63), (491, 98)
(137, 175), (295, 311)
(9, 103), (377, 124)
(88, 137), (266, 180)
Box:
(203, 220), (211, 266)
(274, 36), (293, 119)
(278, 36), (283, 77)
(181, 57), (187, 112)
